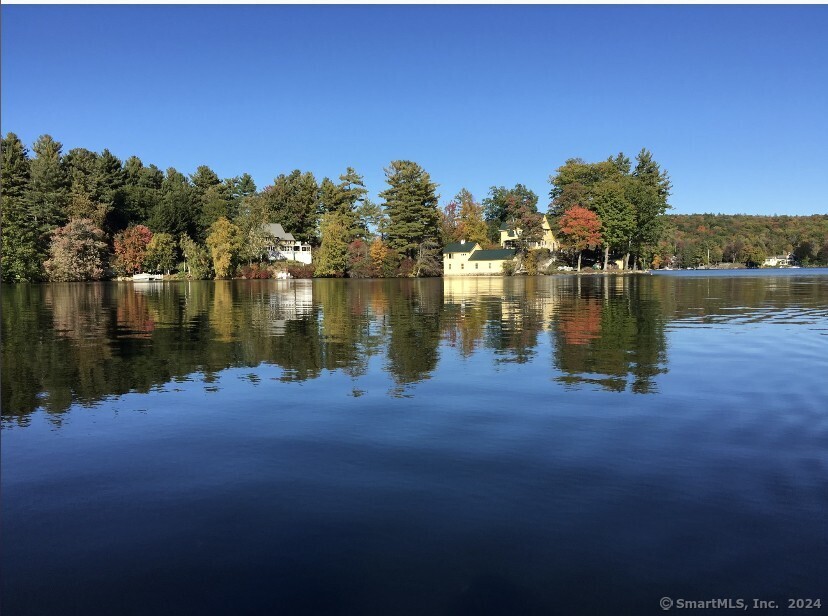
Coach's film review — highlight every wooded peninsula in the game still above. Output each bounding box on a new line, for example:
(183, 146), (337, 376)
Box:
(2, 132), (827, 282)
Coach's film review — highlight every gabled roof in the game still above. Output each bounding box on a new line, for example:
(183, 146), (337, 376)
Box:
(443, 241), (480, 253)
(468, 248), (516, 261)
(263, 223), (295, 241)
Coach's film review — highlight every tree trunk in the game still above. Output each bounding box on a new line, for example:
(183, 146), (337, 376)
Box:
(623, 252), (630, 270)
(577, 251), (582, 272)
(603, 245), (610, 270)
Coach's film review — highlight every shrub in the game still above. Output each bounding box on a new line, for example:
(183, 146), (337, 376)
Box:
(286, 261), (314, 279)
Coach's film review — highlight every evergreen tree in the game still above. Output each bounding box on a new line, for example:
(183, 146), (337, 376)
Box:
(379, 160), (440, 258)
(121, 157), (163, 226)
(64, 148), (110, 227)
(96, 149), (126, 233)
(261, 170), (320, 244)
(26, 134), (69, 261)
(150, 168), (197, 238)
(190, 165), (230, 238)
(1, 133), (39, 281)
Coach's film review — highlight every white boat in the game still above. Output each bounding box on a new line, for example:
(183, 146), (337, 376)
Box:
(132, 273), (163, 282)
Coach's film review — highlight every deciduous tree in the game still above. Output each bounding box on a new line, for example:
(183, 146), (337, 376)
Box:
(559, 205), (603, 271)
(44, 218), (109, 281)
(144, 233), (177, 274)
(205, 217), (242, 278)
(113, 225), (153, 275)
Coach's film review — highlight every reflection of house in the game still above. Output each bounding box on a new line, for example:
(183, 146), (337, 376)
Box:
(763, 254), (793, 267)
(263, 280), (314, 335)
(499, 215), (559, 251)
(263, 223), (312, 264)
(443, 240), (516, 276)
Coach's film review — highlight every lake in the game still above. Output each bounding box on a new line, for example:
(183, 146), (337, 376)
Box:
(2, 271), (827, 615)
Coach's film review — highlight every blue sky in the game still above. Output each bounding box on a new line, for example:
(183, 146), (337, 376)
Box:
(2, 5), (826, 216)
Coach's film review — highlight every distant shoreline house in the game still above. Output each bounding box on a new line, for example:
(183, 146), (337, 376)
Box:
(443, 240), (516, 276)
(263, 223), (312, 265)
(499, 214), (560, 252)
(763, 253), (794, 267)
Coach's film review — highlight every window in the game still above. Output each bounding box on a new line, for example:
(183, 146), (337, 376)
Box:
(448, 264), (451, 270)
(489, 263), (492, 269)
(461, 263), (464, 270)
(475, 263), (478, 269)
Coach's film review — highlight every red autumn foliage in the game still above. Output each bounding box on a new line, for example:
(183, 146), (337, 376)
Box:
(113, 225), (153, 275)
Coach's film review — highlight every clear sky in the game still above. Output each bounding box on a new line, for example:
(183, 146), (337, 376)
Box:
(2, 5), (826, 216)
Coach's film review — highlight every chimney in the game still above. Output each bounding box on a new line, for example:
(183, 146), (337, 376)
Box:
(461, 238), (466, 245)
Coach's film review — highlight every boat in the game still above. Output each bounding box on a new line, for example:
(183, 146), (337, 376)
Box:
(132, 273), (163, 282)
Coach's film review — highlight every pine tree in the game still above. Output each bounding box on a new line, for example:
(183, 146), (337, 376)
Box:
(379, 160), (440, 258)
(26, 134), (69, 262)
(261, 170), (320, 244)
(1, 133), (40, 281)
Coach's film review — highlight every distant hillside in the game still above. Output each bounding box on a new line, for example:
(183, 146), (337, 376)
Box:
(660, 214), (828, 267)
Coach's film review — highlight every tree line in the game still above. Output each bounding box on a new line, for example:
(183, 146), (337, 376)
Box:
(655, 213), (828, 268)
(1, 133), (448, 282)
(6, 131), (820, 282)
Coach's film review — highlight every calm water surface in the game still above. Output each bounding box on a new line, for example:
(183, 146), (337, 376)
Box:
(2, 271), (827, 615)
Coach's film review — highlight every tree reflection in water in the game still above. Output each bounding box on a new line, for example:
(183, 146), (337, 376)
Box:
(8, 273), (818, 424)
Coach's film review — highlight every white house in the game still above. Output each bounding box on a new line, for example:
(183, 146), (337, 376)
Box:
(263, 223), (312, 265)
(763, 254), (794, 267)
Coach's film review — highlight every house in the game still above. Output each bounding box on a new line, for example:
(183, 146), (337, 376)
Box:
(499, 214), (559, 252)
(263, 223), (312, 265)
(443, 240), (516, 276)
(763, 254), (794, 267)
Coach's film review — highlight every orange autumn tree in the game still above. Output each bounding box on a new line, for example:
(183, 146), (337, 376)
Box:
(559, 206), (602, 271)
(113, 225), (153, 275)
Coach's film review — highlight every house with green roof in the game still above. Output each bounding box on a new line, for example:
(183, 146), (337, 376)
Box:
(443, 239), (516, 276)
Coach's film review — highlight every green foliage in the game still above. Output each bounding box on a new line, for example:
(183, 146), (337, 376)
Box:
(234, 194), (271, 265)
(356, 197), (387, 240)
(441, 189), (489, 247)
(44, 218), (109, 281)
(666, 214), (828, 267)
(179, 236), (213, 279)
(1, 133), (40, 281)
(261, 170), (320, 244)
(144, 233), (177, 274)
(548, 151), (671, 269)
(27, 135), (69, 262)
(150, 168), (197, 238)
(379, 160), (440, 258)
(315, 212), (350, 277)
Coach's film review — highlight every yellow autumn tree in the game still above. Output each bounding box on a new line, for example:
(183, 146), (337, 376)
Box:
(206, 217), (242, 279)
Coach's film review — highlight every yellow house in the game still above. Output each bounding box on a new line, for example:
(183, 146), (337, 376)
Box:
(499, 214), (559, 251)
(443, 240), (516, 276)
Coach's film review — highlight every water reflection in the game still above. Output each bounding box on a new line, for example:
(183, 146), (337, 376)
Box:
(3, 272), (827, 424)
